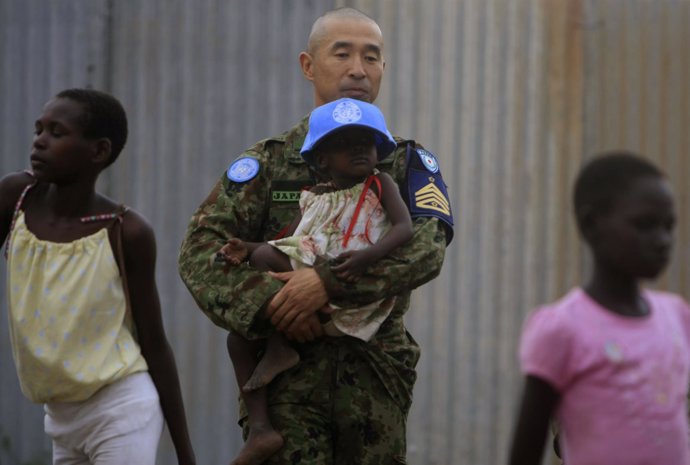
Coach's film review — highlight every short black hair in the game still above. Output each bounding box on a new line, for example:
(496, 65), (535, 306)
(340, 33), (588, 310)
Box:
(55, 88), (128, 166)
(308, 8), (379, 54)
(573, 151), (664, 219)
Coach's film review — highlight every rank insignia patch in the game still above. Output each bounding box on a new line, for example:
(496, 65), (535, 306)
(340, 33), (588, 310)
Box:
(404, 146), (454, 243)
(227, 157), (260, 182)
(414, 180), (451, 216)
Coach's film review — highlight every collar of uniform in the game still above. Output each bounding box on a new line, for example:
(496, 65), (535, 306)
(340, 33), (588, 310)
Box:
(375, 136), (412, 167)
(284, 115), (309, 164)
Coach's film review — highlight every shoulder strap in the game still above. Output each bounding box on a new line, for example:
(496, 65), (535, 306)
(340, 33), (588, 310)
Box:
(4, 179), (38, 259)
(109, 206), (133, 320)
(342, 174), (381, 248)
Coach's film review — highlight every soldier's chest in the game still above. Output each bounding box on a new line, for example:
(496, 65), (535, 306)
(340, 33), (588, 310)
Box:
(263, 163), (313, 241)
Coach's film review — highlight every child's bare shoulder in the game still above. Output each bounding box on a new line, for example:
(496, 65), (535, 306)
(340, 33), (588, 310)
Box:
(0, 171), (35, 196)
(119, 208), (156, 244)
(0, 171), (36, 213)
(376, 171), (399, 193)
(113, 207), (157, 272)
(376, 171), (396, 185)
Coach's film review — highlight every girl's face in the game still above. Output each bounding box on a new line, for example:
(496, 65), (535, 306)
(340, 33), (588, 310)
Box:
(316, 127), (378, 187)
(30, 98), (95, 183)
(590, 176), (675, 280)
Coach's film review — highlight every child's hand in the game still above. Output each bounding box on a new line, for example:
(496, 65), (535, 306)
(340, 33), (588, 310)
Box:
(217, 238), (248, 265)
(331, 250), (374, 282)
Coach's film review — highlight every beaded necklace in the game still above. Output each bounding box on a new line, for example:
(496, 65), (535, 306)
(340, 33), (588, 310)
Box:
(80, 212), (121, 223)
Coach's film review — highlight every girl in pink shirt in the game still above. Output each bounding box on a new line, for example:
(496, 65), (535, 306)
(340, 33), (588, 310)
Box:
(509, 152), (690, 465)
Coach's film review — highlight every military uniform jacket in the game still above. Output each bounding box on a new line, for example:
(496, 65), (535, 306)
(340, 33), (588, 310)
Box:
(178, 115), (450, 411)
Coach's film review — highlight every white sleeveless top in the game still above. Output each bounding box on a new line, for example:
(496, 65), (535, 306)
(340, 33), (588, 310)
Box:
(6, 211), (147, 403)
(270, 174), (395, 341)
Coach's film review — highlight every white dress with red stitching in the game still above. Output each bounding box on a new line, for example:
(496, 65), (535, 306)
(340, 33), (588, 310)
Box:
(269, 173), (395, 341)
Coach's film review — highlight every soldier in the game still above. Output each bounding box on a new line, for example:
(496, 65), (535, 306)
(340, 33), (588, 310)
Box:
(178, 7), (453, 465)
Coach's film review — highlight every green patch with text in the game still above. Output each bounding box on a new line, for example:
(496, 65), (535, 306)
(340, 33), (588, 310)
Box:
(272, 191), (301, 202)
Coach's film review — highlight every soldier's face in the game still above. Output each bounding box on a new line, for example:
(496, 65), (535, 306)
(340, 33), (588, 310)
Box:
(301, 17), (385, 107)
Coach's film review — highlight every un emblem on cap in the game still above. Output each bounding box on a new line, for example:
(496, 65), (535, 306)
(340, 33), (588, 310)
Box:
(227, 156), (260, 182)
(417, 149), (440, 173)
(332, 100), (362, 124)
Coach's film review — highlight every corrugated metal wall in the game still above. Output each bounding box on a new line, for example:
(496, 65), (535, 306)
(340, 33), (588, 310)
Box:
(1, 1), (688, 464)
(1, 2), (110, 463)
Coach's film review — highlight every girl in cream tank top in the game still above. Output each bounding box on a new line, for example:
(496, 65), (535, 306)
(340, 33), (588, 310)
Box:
(1, 89), (195, 464)
(7, 207), (147, 403)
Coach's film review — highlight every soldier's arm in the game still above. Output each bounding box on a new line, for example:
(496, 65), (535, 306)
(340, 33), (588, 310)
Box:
(314, 144), (451, 307)
(177, 155), (282, 339)
(315, 216), (446, 306)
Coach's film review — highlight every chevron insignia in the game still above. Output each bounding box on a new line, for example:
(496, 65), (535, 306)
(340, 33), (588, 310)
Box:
(414, 181), (451, 216)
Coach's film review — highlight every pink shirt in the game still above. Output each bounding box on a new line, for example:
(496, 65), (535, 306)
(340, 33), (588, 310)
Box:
(520, 288), (690, 465)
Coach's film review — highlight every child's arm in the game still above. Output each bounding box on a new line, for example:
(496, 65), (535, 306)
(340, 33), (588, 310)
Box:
(217, 238), (253, 265)
(331, 172), (413, 280)
(508, 375), (559, 465)
(217, 212), (303, 265)
(120, 210), (196, 465)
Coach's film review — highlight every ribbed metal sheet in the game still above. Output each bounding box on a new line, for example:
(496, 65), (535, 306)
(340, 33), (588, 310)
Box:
(1, 1), (689, 464)
(0, 1), (109, 462)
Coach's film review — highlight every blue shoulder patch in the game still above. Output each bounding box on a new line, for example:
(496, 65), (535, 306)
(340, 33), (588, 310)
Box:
(404, 147), (454, 244)
(416, 148), (440, 173)
(227, 157), (260, 182)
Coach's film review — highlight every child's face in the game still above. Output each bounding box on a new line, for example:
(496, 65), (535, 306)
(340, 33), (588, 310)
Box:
(31, 98), (94, 183)
(590, 176), (675, 280)
(316, 127), (378, 183)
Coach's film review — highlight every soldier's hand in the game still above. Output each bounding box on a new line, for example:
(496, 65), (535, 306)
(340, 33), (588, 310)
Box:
(283, 312), (324, 342)
(266, 268), (329, 331)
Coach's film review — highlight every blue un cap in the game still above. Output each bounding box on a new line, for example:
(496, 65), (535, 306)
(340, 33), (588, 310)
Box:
(300, 98), (397, 166)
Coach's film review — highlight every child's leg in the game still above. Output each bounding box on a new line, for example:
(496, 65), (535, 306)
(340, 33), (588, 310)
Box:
(248, 244), (293, 272)
(243, 331), (300, 392)
(226, 332), (284, 465)
(243, 245), (301, 390)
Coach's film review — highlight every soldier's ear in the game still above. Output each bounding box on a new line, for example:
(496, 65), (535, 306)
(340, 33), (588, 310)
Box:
(300, 51), (315, 82)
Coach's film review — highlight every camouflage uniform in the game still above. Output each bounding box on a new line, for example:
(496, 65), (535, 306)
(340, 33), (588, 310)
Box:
(178, 115), (451, 464)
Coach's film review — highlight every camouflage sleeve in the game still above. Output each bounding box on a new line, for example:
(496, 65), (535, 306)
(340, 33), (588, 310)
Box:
(314, 142), (449, 307)
(314, 216), (447, 306)
(177, 153), (282, 339)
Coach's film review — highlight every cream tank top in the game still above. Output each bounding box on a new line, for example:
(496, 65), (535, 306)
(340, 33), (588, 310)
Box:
(6, 211), (147, 403)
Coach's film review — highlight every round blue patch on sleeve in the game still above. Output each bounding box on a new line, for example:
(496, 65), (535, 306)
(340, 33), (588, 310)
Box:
(416, 149), (440, 174)
(227, 157), (260, 182)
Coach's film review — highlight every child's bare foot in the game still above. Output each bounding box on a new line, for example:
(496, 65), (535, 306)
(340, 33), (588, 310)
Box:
(230, 427), (284, 465)
(243, 344), (299, 392)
